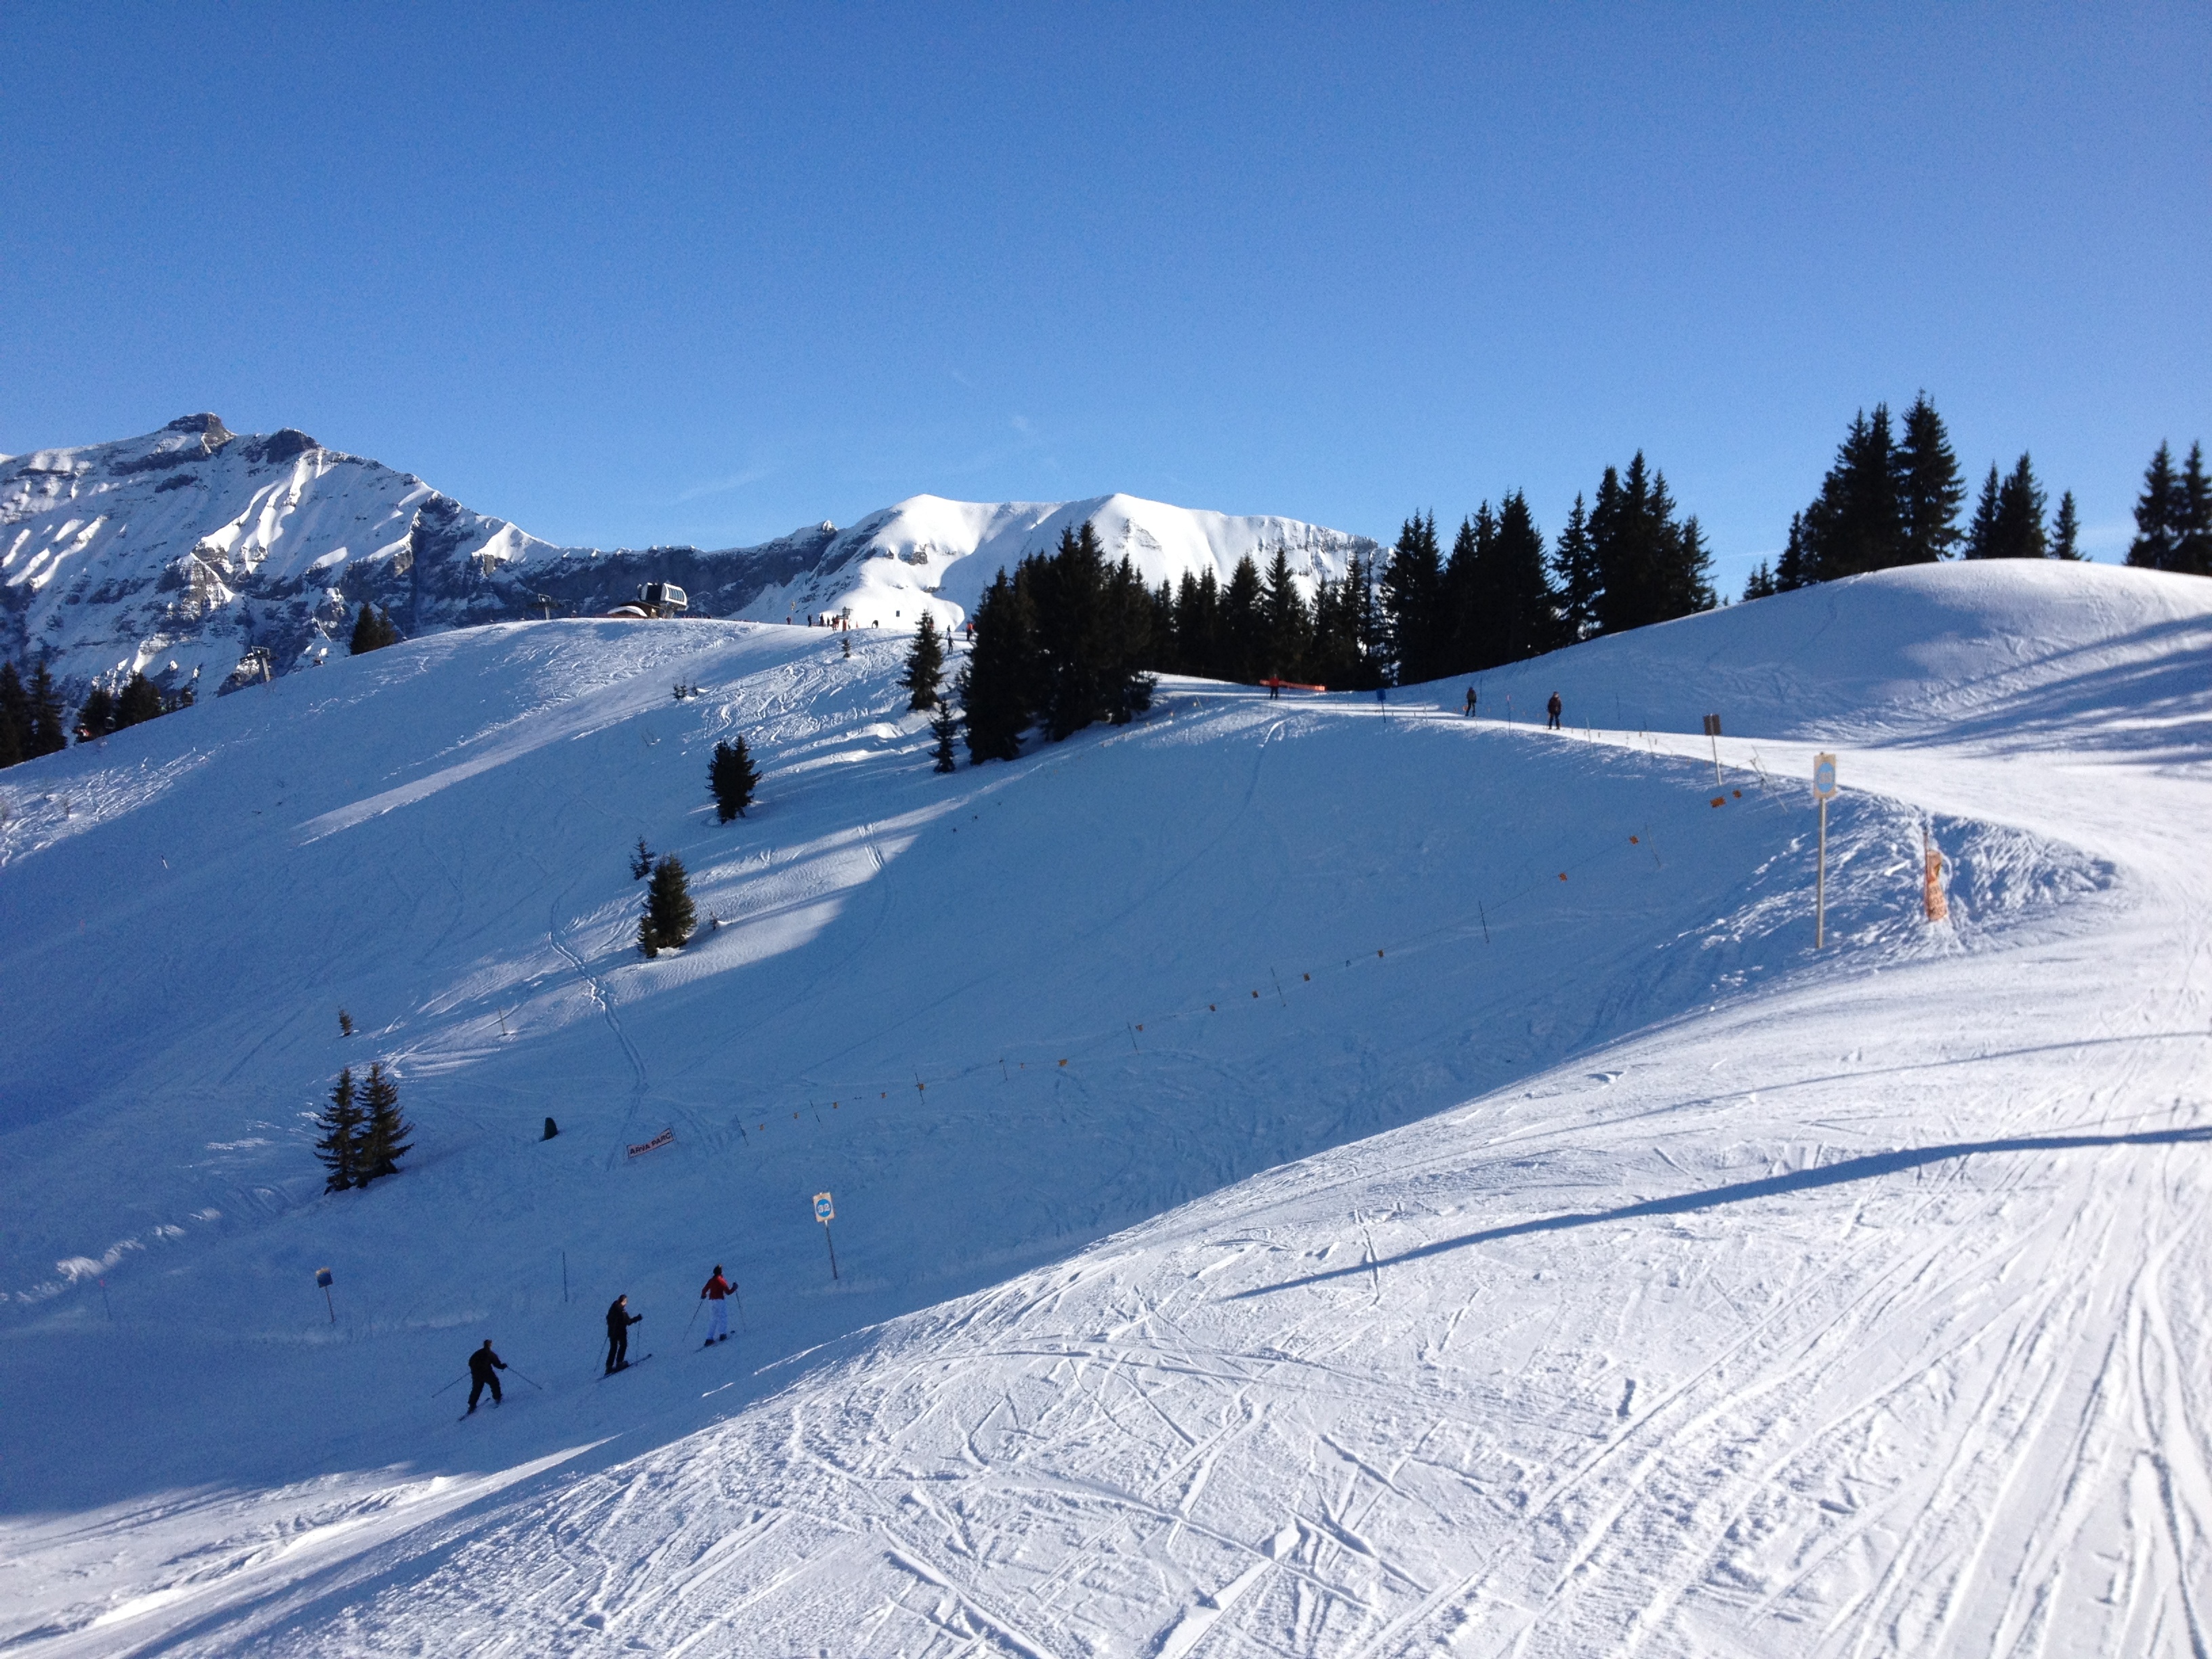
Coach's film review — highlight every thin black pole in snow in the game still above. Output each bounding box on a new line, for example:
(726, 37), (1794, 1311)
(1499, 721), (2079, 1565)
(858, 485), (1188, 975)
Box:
(734, 1283), (749, 1333)
(99, 1277), (113, 1324)
(506, 1364), (546, 1392)
(561, 1250), (569, 1305)
(1479, 902), (1490, 946)
(824, 1224), (840, 1282)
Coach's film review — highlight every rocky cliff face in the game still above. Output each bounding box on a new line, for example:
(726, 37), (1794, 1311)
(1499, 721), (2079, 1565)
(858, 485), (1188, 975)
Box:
(1, 416), (1378, 701)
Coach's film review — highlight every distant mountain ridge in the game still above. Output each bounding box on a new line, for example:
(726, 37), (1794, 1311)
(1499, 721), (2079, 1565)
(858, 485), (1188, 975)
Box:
(0, 415), (1380, 698)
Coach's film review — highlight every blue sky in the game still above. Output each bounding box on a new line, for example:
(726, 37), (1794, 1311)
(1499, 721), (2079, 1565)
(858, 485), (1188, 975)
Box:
(3, 5), (2205, 591)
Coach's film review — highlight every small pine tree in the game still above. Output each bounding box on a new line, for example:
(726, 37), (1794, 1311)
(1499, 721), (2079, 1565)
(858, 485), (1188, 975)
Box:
(1742, 560), (1777, 600)
(350, 603), (401, 655)
(709, 737), (758, 821)
(645, 853), (696, 951)
(356, 1063), (414, 1183)
(314, 1067), (367, 1193)
(901, 613), (945, 711)
(629, 836), (654, 880)
(0, 662), (28, 767)
(2128, 441), (2183, 570)
(115, 673), (165, 729)
(2179, 441), (2212, 577)
(930, 701), (960, 773)
(28, 662), (69, 757)
(2051, 491), (2084, 560)
(637, 911), (659, 958)
(338, 1008), (354, 1037)
(76, 686), (115, 743)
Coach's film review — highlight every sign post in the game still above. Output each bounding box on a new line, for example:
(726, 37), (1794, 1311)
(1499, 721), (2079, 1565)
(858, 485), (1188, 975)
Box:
(315, 1267), (335, 1325)
(1812, 753), (1837, 947)
(813, 1191), (839, 1282)
(1702, 714), (1723, 785)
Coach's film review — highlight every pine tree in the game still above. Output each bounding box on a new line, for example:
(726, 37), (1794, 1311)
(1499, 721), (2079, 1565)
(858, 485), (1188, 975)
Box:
(1775, 512), (1811, 591)
(356, 1063), (414, 1183)
(26, 661), (67, 758)
(115, 673), (164, 729)
(1800, 406), (1904, 579)
(1382, 512), (1445, 682)
(1549, 495), (1600, 642)
(1896, 392), (1965, 563)
(962, 569), (1035, 763)
(637, 911), (660, 958)
(629, 836), (654, 880)
(1964, 463), (2003, 560)
(349, 603), (401, 655)
(900, 613), (945, 711)
(2128, 442), (2183, 569)
(1589, 455), (1711, 632)
(314, 1067), (367, 1193)
(1742, 560), (1777, 600)
(645, 853), (696, 951)
(1991, 455), (2049, 558)
(2051, 491), (2083, 560)
(0, 662), (28, 767)
(75, 685), (115, 743)
(2178, 442), (2212, 576)
(930, 701), (960, 772)
(1220, 554), (1265, 686)
(1258, 547), (1313, 683)
(709, 737), (758, 822)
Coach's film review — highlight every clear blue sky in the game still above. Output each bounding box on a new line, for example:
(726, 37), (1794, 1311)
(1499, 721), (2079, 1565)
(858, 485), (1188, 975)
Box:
(4, 5), (2205, 591)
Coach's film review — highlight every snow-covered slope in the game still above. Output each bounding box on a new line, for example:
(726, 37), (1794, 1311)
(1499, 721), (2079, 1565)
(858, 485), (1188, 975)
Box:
(0, 419), (1376, 701)
(0, 562), (2207, 1656)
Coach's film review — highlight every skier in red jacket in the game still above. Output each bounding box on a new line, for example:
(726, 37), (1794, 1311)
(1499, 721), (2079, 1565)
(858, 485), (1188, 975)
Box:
(700, 1265), (735, 1346)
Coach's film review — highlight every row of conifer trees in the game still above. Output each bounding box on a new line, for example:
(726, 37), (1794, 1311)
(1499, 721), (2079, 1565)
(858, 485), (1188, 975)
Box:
(311, 1063), (414, 1193)
(0, 659), (190, 767)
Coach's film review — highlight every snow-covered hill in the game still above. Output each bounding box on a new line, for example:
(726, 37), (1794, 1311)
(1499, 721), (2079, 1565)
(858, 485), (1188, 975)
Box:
(0, 418), (1376, 701)
(1, 561), (2207, 1656)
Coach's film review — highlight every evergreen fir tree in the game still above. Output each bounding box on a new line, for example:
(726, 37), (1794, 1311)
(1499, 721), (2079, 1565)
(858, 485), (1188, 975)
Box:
(1896, 392), (1965, 563)
(1775, 512), (1811, 590)
(1215, 554), (1261, 685)
(1589, 455), (1711, 632)
(2177, 442), (2212, 576)
(1799, 406), (1904, 579)
(2051, 491), (2083, 560)
(1102, 554), (1156, 723)
(1742, 560), (1778, 600)
(645, 853), (697, 951)
(356, 1063), (414, 1183)
(637, 911), (660, 958)
(2128, 442), (2182, 570)
(1491, 492), (1561, 664)
(75, 685), (115, 743)
(115, 673), (164, 729)
(26, 661), (68, 758)
(0, 662), (28, 766)
(629, 836), (654, 880)
(962, 569), (1035, 762)
(1549, 495), (1600, 642)
(1989, 455), (2049, 558)
(1258, 547), (1313, 683)
(930, 700), (960, 772)
(314, 1067), (367, 1193)
(899, 613), (945, 711)
(1963, 463), (2003, 560)
(1382, 512), (1445, 682)
(708, 737), (758, 821)
(349, 603), (401, 655)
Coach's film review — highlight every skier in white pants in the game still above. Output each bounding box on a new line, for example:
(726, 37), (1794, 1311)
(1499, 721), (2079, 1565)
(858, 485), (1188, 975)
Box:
(700, 1265), (734, 1345)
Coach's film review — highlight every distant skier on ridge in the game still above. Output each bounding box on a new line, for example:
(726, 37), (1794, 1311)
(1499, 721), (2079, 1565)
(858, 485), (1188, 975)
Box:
(1547, 692), (1563, 731)
(466, 1339), (506, 1413)
(605, 1294), (642, 1374)
(700, 1265), (735, 1347)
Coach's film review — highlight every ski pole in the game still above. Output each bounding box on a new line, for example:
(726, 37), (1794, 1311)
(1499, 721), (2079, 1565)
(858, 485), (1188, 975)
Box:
(504, 1365), (546, 1392)
(733, 1284), (748, 1334)
(684, 1298), (703, 1342)
(430, 1372), (468, 1399)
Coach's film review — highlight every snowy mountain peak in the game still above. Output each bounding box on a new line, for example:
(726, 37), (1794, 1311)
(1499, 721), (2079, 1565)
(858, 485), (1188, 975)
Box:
(1, 417), (1380, 700)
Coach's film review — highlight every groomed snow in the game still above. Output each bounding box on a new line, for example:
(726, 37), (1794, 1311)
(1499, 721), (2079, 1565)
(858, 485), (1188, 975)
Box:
(1, 562), (2207, 1656)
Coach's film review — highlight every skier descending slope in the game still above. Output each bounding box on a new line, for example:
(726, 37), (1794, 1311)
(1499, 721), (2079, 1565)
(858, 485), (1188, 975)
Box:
(466, 1340), (506, 1414)
(699, 1265), (734, 1347)
(605, 1294), (642, 1374)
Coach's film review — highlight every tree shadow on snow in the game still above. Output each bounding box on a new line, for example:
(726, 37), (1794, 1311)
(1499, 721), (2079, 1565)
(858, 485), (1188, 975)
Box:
(1235, 1122), (2212, 1297)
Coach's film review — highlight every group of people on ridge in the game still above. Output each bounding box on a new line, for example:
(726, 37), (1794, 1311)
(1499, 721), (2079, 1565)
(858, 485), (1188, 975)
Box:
(462, 1265), (739, 1412)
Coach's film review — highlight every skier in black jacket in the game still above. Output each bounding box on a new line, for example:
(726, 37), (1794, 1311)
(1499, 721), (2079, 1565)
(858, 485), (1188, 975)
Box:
(605, 1294), (642, 1374)
(467, 1340), (506, 1412)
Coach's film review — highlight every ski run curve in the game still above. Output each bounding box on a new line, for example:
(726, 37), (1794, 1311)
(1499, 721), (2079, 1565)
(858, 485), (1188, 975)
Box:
(1, 560), (2208, 1656)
